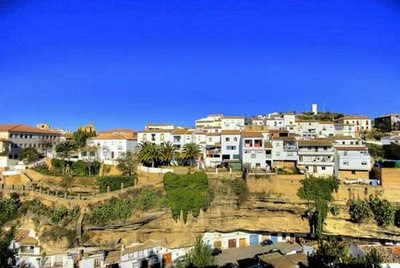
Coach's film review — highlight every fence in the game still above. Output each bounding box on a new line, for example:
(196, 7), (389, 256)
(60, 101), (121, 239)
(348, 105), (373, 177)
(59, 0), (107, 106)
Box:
(138, 166), (173, 174)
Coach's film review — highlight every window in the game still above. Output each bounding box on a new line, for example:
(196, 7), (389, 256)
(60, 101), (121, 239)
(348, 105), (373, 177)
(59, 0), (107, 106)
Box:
(352, 170), (356, 175)
(361, 162), (367, 165)
(160, 134), (165, 141)
(343, 161), (349, 165)
(226, 146), (236, 150)
(322, 167), (326, 170)
(225, 137), (230, 142)
(234, 137), (238, 142)
(251, 154), (256, 158)
(152, 134), (156, 141)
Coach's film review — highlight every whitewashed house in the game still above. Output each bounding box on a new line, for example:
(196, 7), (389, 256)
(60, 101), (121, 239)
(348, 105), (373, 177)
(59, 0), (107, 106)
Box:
(271, 137), (298, 170)
(137, 129), (173, 146)
(83, 129), (137, 163)
(242, 132), (266, 169)
(204, 133), (222, 167)
(297, 139), (335, 176)
(221, 116), (245, 130)
(120, 241), (189, 268)
(335, 146), (372, 181)
(12, 231), (43, 268)
(221, 130), (242, 169)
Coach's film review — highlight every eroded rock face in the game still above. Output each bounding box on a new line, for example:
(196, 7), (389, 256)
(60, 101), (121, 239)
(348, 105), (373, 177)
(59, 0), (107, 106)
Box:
(84, 198), (311, 249)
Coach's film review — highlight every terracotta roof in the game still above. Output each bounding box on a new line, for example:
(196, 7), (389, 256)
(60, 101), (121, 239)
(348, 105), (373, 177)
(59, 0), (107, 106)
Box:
(91, 130), (137, 140)
(18, 237), (39, 246)
(221, 130), (241, 135)
(272, 137), (297, 142)
(244, 125), (269, 131)
(138, 129), (173, 133)
(333, 135), (357, 140)
(100, 128), (135, 134)
(0, 124), (60, 135)
(206, 133), (221, 136)
(242, 131), (263, 138)
(338, 115), (370, 120)
(335, 146), (368, 151)
(172, 128), (189, 134)
(296, 119), (319, 123)
(298, 139), (333, 147)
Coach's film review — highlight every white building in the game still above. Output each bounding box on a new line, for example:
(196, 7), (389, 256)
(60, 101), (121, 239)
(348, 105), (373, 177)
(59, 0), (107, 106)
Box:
(12, 232), (43, 268)
(137, 129), (173, 146)
(297, 139), (335, 176)
(242, 132), (266, 169)
(84, 129), (137, 162)
(335, 115), (372, 135)
(335, 146), (371, 181)
(195, 114), (223, 133)
(221, 130), (242, 169)
(204, 133), (222, 167)
(221, 116), (245, 130)
(0, 124), (60, 162)
(271, 137), (298, 170)
(120, 241), (189, 268)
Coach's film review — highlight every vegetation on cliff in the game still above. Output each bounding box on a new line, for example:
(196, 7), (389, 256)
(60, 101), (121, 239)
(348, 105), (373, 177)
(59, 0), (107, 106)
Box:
(297, 176), (339, 237)
(177, 237), (215, 268)
(163, 172), (214, 223)
(349, 196), (396, 227)
(96, 175), (138, 192)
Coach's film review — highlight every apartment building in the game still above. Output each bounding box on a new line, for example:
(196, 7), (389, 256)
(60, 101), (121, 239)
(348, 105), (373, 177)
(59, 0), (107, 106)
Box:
(242, 132), (266, 169)
(335, 115), (372, 133)
(0, 124), (60, 161)
(295, 120), (319, 139)
(137, 129), (173, 145)
(375, 114), (400, 132)
(265, 113), (296, 130)
(204, 133), (222, 167)
(221, 116), (245, 130)
(317, 122), (335, 137)
(271, 137), (298, 170)
(334, 123), (356, 137)
(221, 130), (242, 169)
(297, 139), (335, 176)
(195, 114), (223, 132)
(251, 116), (265, 126)
(84, 129), (137, 161)
(335, 146), (371, 180)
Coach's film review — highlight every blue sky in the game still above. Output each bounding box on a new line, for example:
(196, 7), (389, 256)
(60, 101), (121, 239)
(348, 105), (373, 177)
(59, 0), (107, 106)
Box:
(0, 0), (399, 131)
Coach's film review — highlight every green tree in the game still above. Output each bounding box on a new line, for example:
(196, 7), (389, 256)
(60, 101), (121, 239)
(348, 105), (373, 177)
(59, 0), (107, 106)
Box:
(55, 140), (77, 174)
(367, 144), (385, 159)
(308, 237), (349, 268)
(160, 142), (176, 166)
(182, 143), (201, 166)
(18, 147), (40, 164)
(231, 178), (248, 206)
(137, 142), (161, 168)
(72, 129), (96, 148)
(369, 196), (396, 227)
(117, 152), (138, 176)
(297, 176), (339, 237)
(185, 237), (214, 268)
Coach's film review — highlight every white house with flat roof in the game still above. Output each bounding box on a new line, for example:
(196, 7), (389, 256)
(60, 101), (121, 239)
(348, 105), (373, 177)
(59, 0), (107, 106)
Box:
(242, 131), (266, 169)
(297, 139), (335, 176)
(221, 116), (245, 130)
(335, 146), (371, 181)
(221, 130), (242, 165)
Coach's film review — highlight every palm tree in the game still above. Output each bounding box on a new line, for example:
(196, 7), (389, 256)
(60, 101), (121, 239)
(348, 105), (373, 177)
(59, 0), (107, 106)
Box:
(160, 141), (176, 166)
(137, 142), (161, 168)
(182, 143), (201, 166)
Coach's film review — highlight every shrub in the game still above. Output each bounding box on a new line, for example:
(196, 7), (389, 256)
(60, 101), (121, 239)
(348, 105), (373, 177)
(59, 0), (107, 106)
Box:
(0, 195), (22, 224)
(163, 172), (214, 223)
(86, 198), (133, 225)
(135, 188), (159, 211)
(42, 226), (77, 247)
(349, 200), (372, 223)
(369, 196), (396, 227)
(96, 175), (137, 193)
(21, 200), (79, 224)
(231, 178), (248, 205)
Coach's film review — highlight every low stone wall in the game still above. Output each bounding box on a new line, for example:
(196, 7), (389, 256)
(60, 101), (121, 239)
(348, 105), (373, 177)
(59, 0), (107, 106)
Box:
(138, 166), (173, 174)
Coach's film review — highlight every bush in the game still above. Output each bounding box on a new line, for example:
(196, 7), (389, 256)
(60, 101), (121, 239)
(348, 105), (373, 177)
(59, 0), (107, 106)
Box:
(96, 175), (137, 193)
(369, 196), (396, 227)
(135, 188), (159, 211)
(0, 195), (22, 224)
(231, 178), (248, 205)
(86, 198), (133, 225)
(163, 172), (214, 223)
(349, 200), (372, 223)
(21, 200), (79, 224)
(42, 226), (77, 247)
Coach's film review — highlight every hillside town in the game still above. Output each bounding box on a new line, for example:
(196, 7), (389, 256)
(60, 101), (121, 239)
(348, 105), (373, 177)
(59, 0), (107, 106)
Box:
(1, 105), (400, 268)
